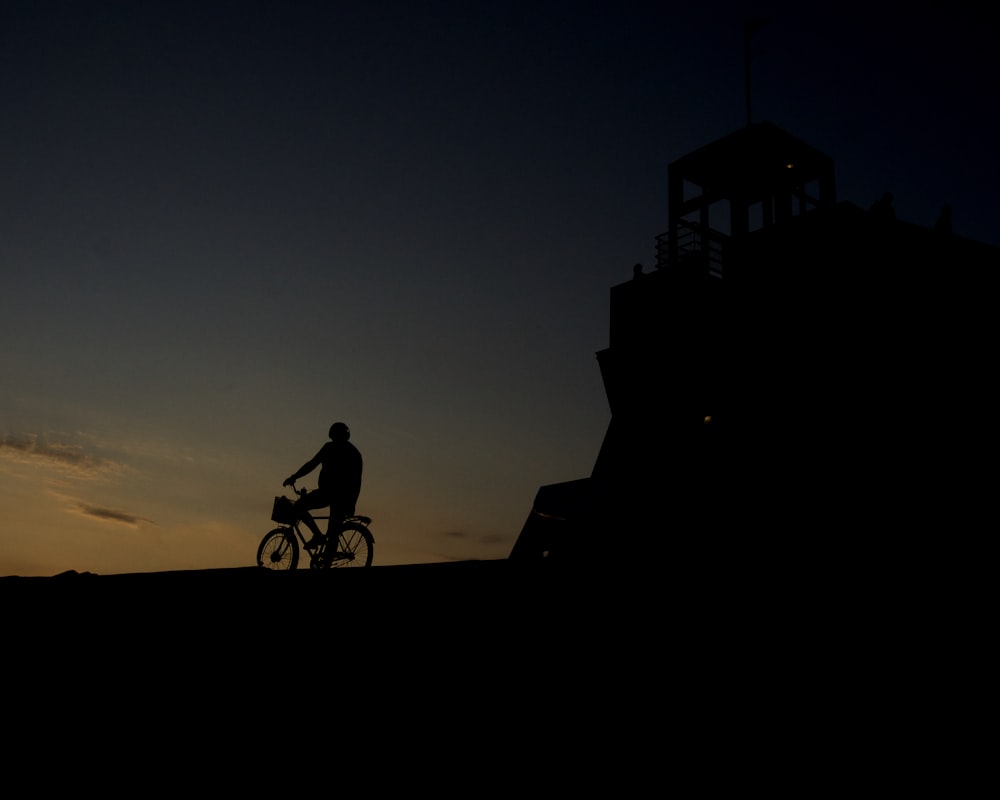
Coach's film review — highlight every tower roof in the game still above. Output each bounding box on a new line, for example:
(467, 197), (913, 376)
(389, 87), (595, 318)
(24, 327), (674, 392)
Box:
(669, 121), (835, 205)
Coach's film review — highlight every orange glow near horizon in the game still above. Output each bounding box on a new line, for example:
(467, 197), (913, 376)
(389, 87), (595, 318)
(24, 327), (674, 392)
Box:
(0, 421), (570, 576)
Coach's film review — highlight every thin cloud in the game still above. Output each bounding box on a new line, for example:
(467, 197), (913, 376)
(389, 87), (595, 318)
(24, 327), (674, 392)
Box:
(0, 432), (125, 478)
(445, 530), (504, 546)
(45, 488), (155, 529)
(72, 503), (153, 528)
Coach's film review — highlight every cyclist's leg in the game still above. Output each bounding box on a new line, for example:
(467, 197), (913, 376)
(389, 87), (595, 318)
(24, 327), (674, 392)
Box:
(295, 491), (328, 542)
(326, 513), (344, 538)
(326, 500), (354, 543)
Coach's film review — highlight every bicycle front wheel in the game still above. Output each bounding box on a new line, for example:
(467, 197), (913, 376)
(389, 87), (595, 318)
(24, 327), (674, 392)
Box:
(330, 522), (374, 568)
(257, 527), (299, 570)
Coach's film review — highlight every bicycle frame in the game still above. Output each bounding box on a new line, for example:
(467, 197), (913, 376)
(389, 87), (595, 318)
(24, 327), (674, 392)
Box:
(283, 513), (373, 568)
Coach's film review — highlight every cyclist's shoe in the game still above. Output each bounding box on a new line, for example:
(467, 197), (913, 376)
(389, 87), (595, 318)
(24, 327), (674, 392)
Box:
(303, 535), (326, 551)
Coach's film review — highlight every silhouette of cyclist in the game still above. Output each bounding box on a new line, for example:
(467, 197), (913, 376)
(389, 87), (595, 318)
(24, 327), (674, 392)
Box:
(283, 422), (363, 551)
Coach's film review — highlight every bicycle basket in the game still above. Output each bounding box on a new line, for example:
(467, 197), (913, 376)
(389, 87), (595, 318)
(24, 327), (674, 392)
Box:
(271, 495), (297, 525)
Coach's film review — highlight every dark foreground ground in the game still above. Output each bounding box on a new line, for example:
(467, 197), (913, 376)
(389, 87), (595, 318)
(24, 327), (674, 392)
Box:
(3, 557), (968, 789)
(3, 558), (679, 651)
(4, 558), (687, 758)
(3, 558), (706, 706)
(3, 554), (940, 656)
(3, 558), (687, 672)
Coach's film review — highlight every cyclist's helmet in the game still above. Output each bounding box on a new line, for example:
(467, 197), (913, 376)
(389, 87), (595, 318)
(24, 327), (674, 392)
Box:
(329, 422), (350, 440)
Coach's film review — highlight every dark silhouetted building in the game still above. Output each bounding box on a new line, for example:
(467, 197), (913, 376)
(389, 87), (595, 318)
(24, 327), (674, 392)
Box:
(511, 121), (998, 563)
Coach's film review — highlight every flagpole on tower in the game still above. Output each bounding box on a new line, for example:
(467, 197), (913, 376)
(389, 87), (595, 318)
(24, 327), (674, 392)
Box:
(744, 17), (772, 127)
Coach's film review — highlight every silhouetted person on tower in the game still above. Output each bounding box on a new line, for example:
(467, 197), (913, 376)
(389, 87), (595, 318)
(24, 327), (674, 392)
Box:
(869, 191), (896, 220)
(283, 422), (363, 550)
(934, 204), (953, 234)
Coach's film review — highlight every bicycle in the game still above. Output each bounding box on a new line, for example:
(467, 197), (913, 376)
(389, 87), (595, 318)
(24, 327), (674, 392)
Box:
(256, 484), (375, 570)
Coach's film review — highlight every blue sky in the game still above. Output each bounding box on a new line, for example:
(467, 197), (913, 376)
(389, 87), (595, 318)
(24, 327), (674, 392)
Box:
(2, 1), (996, 575)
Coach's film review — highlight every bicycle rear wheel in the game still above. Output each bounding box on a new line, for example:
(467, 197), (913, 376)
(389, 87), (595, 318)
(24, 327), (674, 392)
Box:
(257, 527), (299, 570)
(330, 522), (374, 568)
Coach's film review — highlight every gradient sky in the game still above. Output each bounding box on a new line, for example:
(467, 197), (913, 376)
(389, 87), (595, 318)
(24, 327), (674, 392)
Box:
(2, 1), (996, 576)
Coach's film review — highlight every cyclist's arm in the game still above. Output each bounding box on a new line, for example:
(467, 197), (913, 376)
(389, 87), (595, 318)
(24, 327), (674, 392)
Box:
(285, 449), (323, 485)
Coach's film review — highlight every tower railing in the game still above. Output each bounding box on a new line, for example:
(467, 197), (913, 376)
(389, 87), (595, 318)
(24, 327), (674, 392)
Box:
(655, 220), (726, 278)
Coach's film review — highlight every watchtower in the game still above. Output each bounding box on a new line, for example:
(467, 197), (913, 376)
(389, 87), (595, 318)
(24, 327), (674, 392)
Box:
(659, 120), (836, 279)
(511, 122), (837, 559)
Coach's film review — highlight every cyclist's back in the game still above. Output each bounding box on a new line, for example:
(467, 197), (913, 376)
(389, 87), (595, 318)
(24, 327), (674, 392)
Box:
(314, 436), (363, 515)
(283, 422), (363, 548)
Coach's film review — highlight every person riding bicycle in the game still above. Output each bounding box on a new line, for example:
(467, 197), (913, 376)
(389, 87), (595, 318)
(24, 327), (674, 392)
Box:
(283, 422), (363, 551)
